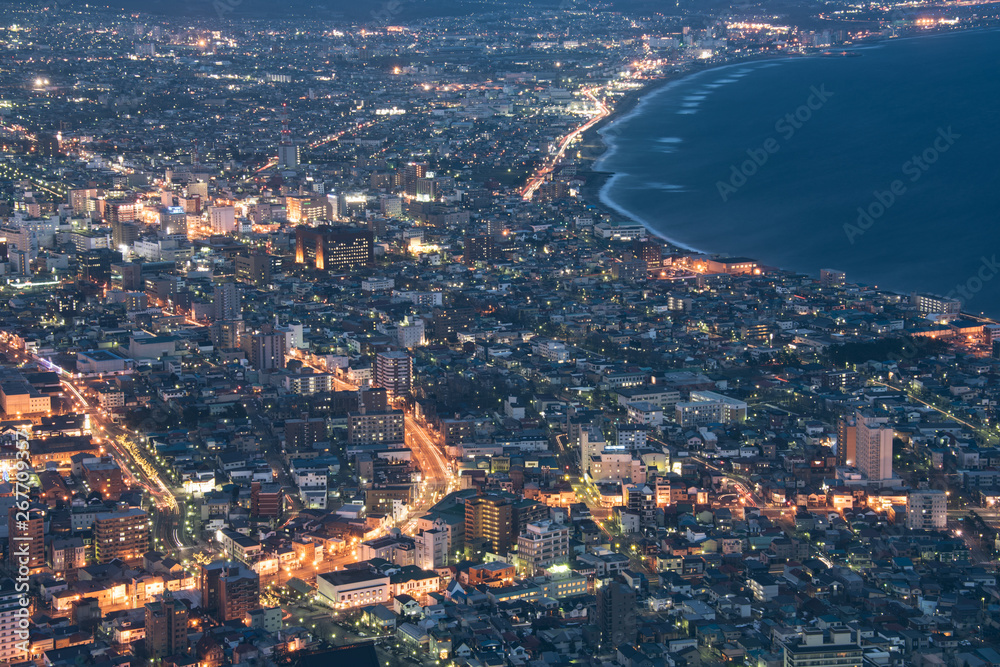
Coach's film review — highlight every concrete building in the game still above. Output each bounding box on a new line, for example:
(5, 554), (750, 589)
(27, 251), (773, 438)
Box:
(8, 505), (45, 570)
(318, 569), (391, 610)
(516, 520), (570, 575)
(783, 629), (862, 667)
(906, 489), (947, 531)
(415, 528), (448, 571)
(94, 507), (150, 566)
(0, 579), (27, 663)
(375, 350), (413, 398)
(856, 411), (893, 483)
(465, 494), (514, 555)
(295, 225), (373, 270)
(348, 410), (405, 445)
(596, 581), (636, 648)
(145, 592), (188, 659)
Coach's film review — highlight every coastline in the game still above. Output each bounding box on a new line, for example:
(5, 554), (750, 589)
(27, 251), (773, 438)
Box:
(577, 25), (999, 259)
(577, 53), (794, 253)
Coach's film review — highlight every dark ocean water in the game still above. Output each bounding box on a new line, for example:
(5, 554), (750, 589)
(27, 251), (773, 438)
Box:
(597, 29), (1000, 316)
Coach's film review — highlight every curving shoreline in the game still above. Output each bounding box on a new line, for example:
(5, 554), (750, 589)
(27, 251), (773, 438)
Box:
(579, 26), (999, 261)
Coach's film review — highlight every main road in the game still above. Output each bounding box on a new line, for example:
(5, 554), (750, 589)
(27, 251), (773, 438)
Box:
(320, 366), (457, 533)
(59, 375), (183, 550)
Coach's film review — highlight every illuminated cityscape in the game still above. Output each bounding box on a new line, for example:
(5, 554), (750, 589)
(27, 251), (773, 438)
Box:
(0, 0), (997, 665)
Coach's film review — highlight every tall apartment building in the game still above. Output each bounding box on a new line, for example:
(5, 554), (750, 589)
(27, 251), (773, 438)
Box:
(347, 410), (405, 445)
(375, 350), (412, 398)
(836, 414), (857, 467)
(242, 331), (286, 371)
(213, 282), (241, 321)
(250, 482), (284, 520)
(200, 561), (261, 623)
(235, 253), (272, 287)
(210, 319), (245, 350)
(783, 629), (862, 667)
(596, 581), (637, 648)
(856, 410), (893, 483)
(516, 520), (570, 575)
(285, 417), (327, 450)
(465, 494), (514, 555)
(94, 507), (150, 565)
(218, 567), (261, 622)
(145, 592), (189, 659)
(0, 579), (27, 664)
(208, 206), (236, 234)
(295, 225), (373, 270)
(415, 529), (448, 571)
(906, 489), (947, 531)
(7, 505), (45, 570)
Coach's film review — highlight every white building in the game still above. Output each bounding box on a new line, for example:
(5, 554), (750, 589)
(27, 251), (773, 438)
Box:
(626, 401), (664, 427)
(318, 570), (390, 610)
(0, 580), (27, 663)
(675, 391), (747, 427)
(516, 520), (570, 575)
(415, 529), (448, 571)
(589, 453), (645, 484)
(208, 206), (236, 234)
(906, 490), (946, 531)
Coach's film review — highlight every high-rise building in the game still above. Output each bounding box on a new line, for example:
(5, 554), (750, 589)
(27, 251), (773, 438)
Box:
(7, 505), (45, 570)
(79, 248), (123, 284)
(208, 206), (236, 234)
(242, 331), (286, 371)
(375, 350), (412, 398)
(906, 490), (947, 531)
(631, 239), (662, 268)
(287, 196), (327, 224)
(278, 144), (300, 170)
(285, 417), (327, 450)
(159, 206), (187, 237)
(213, 282), (241, 321)
(836, 414), (857, 467)
(94, 507), (150, 565)
(347, 410), (405, 445)
(0, 579), (27, 664)
(295, 226), (373, 270)
(112, 262), (144, 291)
(855, 410), (893, 483)
(516, 520), (570, 575)
(596, 581), (637, 648)
(277, 104), (299, 169)
(251, 481), (284, 519)
(145, 591), (189, 659)
(783, 629), (861, 667)
(111, 220), (138, 249)
(465, 494), (514, 555)
(403, 162), (427, 197)
(235, 253), (272, 287)
(464, 235), (499, 265)
(200, 561), (261, 623)
(210, 319), (245, 350)
(415, 529), (447, 571)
